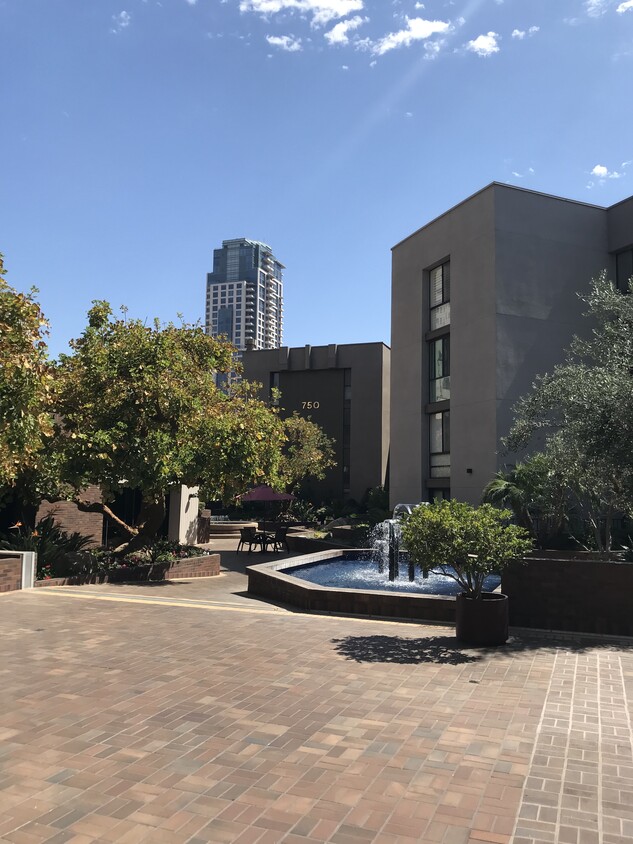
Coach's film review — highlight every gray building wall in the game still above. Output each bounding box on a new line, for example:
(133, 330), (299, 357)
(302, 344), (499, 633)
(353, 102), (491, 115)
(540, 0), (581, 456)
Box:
(390, 183), (630, 508)
(242, 343), (390, 503)
(607, 195), (633, 252)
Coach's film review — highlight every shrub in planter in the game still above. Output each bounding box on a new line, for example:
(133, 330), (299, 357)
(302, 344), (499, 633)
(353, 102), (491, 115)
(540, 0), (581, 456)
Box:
(71, 541), (209, 582)
(401, 500), (533, 645)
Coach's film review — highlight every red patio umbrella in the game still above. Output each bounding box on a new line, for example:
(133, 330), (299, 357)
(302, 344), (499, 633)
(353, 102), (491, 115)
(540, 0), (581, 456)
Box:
(239, 484), (295, 503)
(239, 485), (295, 534)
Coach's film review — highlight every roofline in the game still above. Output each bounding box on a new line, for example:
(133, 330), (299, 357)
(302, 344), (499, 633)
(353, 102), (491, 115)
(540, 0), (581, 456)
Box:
(607, 192), (633, 211)
(391, 182), (611, 251)
(219, 237), (286, 268)
(243, 341), (391, 353)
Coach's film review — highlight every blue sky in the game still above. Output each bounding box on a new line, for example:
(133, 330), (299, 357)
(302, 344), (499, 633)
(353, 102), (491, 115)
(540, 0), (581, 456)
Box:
(2, 0), (632, 357)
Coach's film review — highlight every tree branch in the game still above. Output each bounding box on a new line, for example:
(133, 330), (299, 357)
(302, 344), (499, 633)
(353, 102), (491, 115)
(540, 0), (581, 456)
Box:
(74, 499), (138, 537)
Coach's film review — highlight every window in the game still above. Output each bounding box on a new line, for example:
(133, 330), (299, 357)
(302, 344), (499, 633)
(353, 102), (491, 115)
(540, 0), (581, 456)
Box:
(429, 261), (450, 329)
(429, 336), (450, 402)
(343, 369), (351, 492)
(428, 488), (450, 502)
(429, 411), (450, 478)
(616, 248), (633, 293)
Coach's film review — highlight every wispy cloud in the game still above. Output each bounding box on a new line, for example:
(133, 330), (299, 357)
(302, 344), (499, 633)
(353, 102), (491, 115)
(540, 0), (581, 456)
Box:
(266, 33), (303, 50)
(240, 0), (364, 27)
(511, 25), (540, 39)
(511, 166), (535, 178)
(324, 15), (367, 45)
(465, 31), (500, 57)
(111, 11), (131, 33)
(617, 0), (633, 12)
(371, 17), (451, 56)
(584, 0), (611, 16)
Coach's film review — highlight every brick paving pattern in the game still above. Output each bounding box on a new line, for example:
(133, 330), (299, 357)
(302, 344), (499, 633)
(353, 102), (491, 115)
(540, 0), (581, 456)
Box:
(511, 652), (633, 844)
(1, 551), (632, 843)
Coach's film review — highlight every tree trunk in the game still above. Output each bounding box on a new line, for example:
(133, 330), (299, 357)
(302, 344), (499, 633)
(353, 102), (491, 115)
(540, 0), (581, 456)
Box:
(604, 506), (613, 557)
(123, 497), (166, 553)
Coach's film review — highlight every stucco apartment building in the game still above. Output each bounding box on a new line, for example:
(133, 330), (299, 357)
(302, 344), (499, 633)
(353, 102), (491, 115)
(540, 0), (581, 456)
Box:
(389, 182), (633, 508)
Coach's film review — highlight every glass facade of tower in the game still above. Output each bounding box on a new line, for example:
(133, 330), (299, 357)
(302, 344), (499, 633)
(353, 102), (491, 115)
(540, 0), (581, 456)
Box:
(205, 238), (284, 351)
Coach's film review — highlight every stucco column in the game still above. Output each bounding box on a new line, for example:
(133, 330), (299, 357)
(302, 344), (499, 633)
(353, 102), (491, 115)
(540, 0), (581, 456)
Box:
(168, 485), (200, 545)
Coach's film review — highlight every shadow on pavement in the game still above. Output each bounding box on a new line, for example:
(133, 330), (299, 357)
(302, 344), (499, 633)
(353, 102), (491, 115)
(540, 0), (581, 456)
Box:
(332, 635), (481, 664)
(333, 630), (633, 664)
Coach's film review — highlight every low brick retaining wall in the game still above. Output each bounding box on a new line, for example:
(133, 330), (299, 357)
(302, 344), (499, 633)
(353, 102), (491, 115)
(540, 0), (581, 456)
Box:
(35, 554), (221, 587)
(248, 551), (456, 623)
(502, 556), (633, 636)
(0, 555), (23, 593)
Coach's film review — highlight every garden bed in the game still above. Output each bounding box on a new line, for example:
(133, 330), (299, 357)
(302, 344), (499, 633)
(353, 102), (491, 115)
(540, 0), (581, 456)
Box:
(35, 553), (220, 586)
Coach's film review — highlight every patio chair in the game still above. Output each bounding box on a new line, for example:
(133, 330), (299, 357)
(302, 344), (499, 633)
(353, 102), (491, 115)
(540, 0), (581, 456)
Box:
(237, 527), (261, 553)
(269, 526), (289, 553)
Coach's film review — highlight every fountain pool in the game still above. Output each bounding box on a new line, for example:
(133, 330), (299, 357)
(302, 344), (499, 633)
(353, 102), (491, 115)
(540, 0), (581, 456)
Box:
(285, 554), (500, 596)
(246, 511), (502, 624)
(247, 549), (501, 624)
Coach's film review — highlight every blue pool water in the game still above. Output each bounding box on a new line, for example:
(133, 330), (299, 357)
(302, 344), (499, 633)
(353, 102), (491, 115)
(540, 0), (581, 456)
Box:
(285, 555), (501, 596)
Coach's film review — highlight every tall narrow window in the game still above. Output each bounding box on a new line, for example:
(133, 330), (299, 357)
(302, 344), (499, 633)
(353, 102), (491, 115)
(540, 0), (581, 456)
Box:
(430, 411), (450, 478)
(429, 261), (450, 329)
(429, 336), (450, 402)
(343, 369), (351, 494)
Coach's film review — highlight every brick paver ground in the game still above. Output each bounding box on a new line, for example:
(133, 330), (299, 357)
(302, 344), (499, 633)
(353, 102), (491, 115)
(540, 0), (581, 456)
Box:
(1, 540), (632, 843)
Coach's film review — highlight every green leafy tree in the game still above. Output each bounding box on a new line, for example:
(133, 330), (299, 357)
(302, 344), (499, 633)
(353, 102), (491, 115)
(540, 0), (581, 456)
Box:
(0, 254), (53, 488)
(506, 273), (633, 553)
(52, 302), (287, 550)
(401, 500), (532, 599)
(278, 412), (336, 493)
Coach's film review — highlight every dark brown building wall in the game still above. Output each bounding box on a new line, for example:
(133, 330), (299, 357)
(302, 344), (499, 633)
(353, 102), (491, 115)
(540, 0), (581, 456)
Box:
(242, 343), (390, 502)
(37, 485), (103, 546)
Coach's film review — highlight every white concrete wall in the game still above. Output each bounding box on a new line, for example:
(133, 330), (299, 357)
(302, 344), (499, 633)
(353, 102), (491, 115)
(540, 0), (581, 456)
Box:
(168, 486), (200, 545)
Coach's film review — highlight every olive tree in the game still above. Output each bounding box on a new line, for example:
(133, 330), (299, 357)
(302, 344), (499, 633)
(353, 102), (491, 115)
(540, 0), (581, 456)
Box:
(505, 273), (633, 552)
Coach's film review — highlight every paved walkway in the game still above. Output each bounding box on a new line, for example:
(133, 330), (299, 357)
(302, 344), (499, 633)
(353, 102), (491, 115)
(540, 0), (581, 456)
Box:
(1, 541), (632, 843)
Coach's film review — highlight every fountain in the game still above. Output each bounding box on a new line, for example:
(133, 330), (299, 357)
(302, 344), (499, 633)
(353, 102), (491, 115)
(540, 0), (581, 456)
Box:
(369, 504), (421, 582)
(246, 502), (500, 623)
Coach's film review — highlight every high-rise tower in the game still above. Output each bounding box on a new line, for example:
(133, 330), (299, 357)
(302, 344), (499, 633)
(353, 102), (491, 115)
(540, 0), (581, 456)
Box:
(205, 238), (284, 350)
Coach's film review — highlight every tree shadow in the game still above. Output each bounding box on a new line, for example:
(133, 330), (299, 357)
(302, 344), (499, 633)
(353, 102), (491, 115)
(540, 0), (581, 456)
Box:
(332, 631), (633, 664)
(332, 634), (482, 665)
